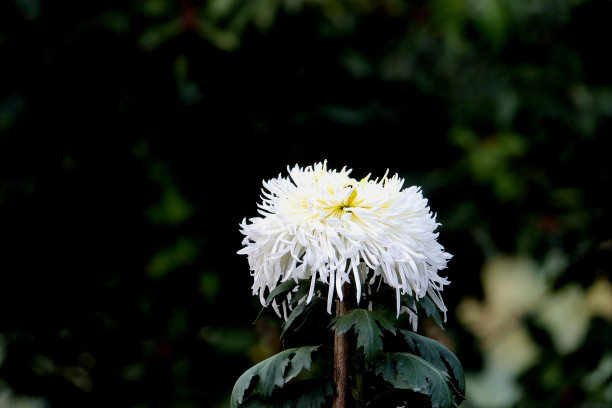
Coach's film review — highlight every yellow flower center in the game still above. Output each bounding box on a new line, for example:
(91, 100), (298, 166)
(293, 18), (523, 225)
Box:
(324, 186), (358, 220)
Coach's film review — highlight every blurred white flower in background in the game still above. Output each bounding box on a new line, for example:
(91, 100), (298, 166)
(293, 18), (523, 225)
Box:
(458, 253), (612, 408)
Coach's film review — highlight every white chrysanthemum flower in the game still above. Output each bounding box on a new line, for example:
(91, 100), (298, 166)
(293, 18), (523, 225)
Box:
(238, 161), (452, 327)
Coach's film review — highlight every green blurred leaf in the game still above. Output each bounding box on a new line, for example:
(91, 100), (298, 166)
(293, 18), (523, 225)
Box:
(147, 237), (200, 279)
(166, 308), (189, 338)
(12, 0), (41, 20)
(471, 0), (509, 49)
(138, 20), (181, 51)
(144, 160), (196, 225)
(199, 326), (257, 355)
(145, 187), (195, 225)
(319, 105), (367, 126)
(98, 11), (131, 34)
(199, 270), (221, 302)
(0, 95), (24, 132)
(142, 0), (173, 17)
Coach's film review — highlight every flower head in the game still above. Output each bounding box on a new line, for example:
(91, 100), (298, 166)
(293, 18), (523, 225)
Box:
(238, 161), (452, 328)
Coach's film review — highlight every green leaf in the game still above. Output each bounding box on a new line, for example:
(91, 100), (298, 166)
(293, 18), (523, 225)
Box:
(418, 295), (444, 329)
(376, 352), (456, 408)
(294, 379), (333, 408)
(399, 330), (465, 396)
(264, 280), (300, 306)
(255, 279), (327, 325)
(282, 300), (308, 338)
(147, 237), (199, 279)
(281, 297), (324, 340)
(240, 399), (273, 408)
(265, 279), (328, 308)
(231, 346), (320, 408)
(284, 347), (318, 383)
(288, 283), (315, 307)
(331, 309), (396, 364)
(240, 378), (333, 408)
(253, 306), (267, 324)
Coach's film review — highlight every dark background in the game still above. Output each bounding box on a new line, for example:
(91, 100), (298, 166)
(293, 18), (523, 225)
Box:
(1, 0), (611, 407)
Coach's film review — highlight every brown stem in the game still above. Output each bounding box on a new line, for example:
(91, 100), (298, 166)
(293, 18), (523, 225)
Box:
(333, 282), (351, 408)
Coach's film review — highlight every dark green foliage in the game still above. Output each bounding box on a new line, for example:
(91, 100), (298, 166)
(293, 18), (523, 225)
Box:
(261, 279), (331, 346)
(231, 346), (320, 408)
(240, 379), (333, 408)
(282, 297), (326, 340)
(281, 299), (310, 339)
(331, 308), (396, 364)
(376, 352), (459, 408)
(252, 279), (303, 323)
(282, 299), (331, 350)
(400, 330), (465, 396)
(418, 296), (445, 330)
(264, 280), (302, 307)
(234, 293), (465, 407)
(235, 276), (465, 408)
(399, 293), (446, 329)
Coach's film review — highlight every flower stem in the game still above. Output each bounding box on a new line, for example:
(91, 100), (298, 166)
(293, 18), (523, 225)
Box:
(333, 282), (351, 408)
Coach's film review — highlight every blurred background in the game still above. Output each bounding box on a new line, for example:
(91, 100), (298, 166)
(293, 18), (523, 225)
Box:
(1, 0), (611, 407)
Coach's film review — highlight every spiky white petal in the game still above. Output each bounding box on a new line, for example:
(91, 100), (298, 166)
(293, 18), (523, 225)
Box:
(238, 161), (452, 325)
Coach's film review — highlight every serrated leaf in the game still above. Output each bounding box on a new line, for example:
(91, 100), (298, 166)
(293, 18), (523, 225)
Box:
(234, 351), (290, 402)
(240, 378), (333, 408)
(376, 352), (455, 408)
(265, 280), (301, 306)
(331, 309), (396, 364)
(399, 330), (465, 396)
(231, 346), (320, 408)
(241, 399), (276, 408)
(281, 297), (324, 340)
(284, 346), (318, 382)
(288, 282), (314, 307)
(418, 295), (444, 329)
(282, 300), (309, 339)
(264, 279), (327, 308)
(294, 379), (333, 408)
